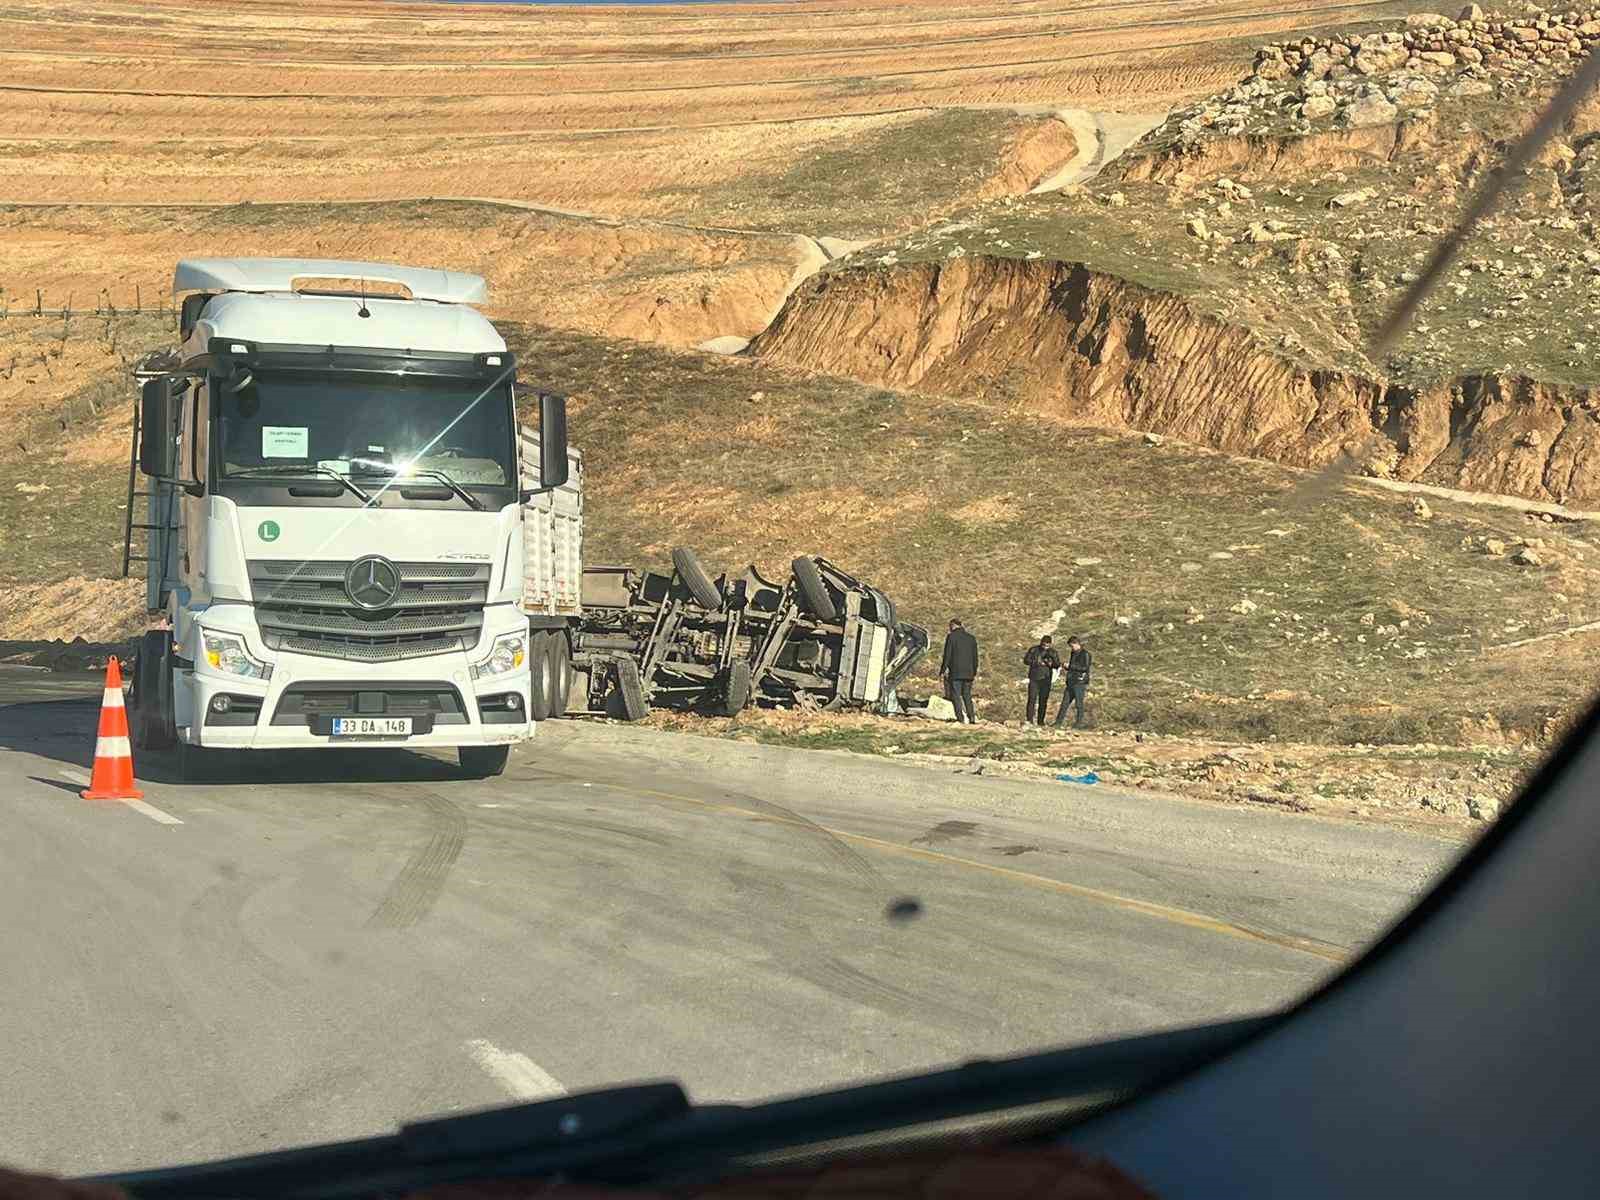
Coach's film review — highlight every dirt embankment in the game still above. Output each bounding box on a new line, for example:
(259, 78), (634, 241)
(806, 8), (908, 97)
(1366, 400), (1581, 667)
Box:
(750, 256), (1600, 504)
(1118, 118), (1428, 188)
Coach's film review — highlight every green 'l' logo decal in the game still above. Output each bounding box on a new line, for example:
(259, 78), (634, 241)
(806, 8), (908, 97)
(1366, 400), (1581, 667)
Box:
(258, 520), (281, 542)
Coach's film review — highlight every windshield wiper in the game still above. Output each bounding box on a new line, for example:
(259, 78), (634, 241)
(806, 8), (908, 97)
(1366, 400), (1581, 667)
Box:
(229, 465), (374, 504)
(87, 1016), (1270, 1200)
(351, 464), (486, 511)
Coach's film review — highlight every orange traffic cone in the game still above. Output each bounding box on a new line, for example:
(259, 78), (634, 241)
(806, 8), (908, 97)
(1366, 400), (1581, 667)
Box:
(81, 656), (144, 801)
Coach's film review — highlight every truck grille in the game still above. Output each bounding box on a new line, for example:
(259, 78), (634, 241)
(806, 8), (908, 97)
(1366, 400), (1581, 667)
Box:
(249, 559), (491, 662)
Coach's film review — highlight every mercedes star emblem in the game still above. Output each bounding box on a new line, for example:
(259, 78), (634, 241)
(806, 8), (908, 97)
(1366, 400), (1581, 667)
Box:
(345, 555), (402, 610)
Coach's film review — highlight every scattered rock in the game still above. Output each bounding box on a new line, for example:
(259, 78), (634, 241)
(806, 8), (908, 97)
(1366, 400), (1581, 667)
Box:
(1511, 547), (1543, 566)
(1105, 191), (1127, 208)
(1392, 76), (1440, 107)
(1447, 75), (1494, 96)
(1300, 94), (1339, 119)
(1411, 497), (1433, 520)
(1185, 217), (1210, 240)
(1354, 43), (1410, 74)
(1229, 597), (1259, 614)
(1327, 186), (1378, 209)
(1143, 431), (1165, 446)
(1468, 795), (1502, 821)
(1209, 551), (1235, 560)
(1180, 562), (1203, 573)
(1484, 538), (1508, 555)
(1359, 611), (1377, 625)
(1459, 3), (1483, 20)
(917, 695), (957, 722)
(1073, 556), (1103, 567)
(1342, 91), (1400, 127)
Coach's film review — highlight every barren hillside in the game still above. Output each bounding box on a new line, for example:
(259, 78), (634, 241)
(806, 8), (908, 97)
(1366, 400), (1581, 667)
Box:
(754, 6), (1600, 504)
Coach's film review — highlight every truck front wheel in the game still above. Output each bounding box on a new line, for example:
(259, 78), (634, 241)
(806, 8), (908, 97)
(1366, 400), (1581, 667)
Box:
(459, 745), (511, 778)
(131, 630), (176, 751)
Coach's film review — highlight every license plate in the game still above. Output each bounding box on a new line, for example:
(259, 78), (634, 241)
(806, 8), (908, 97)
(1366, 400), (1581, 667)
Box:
(331, 717), (412, 738)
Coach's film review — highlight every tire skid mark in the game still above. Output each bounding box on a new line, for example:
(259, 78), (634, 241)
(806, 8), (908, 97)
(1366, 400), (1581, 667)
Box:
(180, 867), (304, 991)
(720, 866), (981, 1028)
(366, 790), (467, 931)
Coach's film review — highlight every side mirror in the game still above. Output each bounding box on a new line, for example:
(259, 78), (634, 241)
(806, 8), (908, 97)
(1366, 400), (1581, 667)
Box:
(138, 377), (178, 479)
(538, 392), (569, 491)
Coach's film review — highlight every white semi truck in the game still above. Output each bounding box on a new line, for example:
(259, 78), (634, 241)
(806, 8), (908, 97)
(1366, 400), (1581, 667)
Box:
(124, 258), (576, 780)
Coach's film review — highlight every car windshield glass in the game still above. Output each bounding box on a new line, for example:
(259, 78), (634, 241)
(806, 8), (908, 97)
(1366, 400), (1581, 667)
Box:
(14, 0), (1598, 1188)
(217, 370), (513, 487)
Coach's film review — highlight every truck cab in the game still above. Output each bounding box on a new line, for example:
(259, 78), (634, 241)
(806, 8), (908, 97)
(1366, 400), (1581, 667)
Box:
(127, 257), (569, 779)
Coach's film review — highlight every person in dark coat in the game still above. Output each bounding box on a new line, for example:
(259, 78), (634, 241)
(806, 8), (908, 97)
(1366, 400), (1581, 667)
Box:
(1022, 635), (1062, 726)
(1053, 634), (1093, 729)
(939, 618), (979, 724)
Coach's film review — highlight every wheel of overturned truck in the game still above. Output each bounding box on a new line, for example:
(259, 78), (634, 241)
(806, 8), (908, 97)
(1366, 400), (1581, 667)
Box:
(790, 556), (839, 623)
(614, 657), (649, 722)
(459, 745), (511, 778)
(526, 629), (553, 722)
(720, 660), (752, 717)
(671, 546), (724, 611)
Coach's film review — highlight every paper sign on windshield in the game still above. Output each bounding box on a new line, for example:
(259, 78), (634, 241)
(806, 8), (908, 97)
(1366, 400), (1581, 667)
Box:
(262, 426), (309, 458)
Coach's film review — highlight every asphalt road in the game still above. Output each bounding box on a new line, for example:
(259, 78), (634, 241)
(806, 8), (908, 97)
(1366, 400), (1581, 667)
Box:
(0, 665), (1463, 1177)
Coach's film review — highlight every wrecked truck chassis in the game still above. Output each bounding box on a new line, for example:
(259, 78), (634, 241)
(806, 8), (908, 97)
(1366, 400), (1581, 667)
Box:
(569, 553), (928, 719)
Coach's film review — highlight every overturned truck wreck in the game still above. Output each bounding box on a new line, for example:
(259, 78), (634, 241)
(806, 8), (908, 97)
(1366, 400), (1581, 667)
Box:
(571, 551), (928, 720)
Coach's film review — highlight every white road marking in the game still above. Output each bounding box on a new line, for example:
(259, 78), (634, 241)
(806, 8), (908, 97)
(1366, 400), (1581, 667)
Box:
(126, 799), (184, 826)
(465, 1039), (566, 1101)
(59, 769), (184, 825)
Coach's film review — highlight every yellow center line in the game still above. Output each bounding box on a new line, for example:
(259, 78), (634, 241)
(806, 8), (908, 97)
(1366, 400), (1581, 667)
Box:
(560, 772), (1352, 965)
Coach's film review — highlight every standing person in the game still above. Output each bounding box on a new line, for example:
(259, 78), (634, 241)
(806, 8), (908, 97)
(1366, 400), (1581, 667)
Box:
(939, 618), (979, 724)
(1053, 634), (1093, 729)
(1022, 634), (1062, 726)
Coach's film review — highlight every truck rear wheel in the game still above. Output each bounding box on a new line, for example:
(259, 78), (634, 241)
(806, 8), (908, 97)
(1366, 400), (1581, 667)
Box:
(459, 745), (511, 778)
(720, 660), (752, 717)
(615, 657), (648, 722)
(672, 547), (724, 611)
(790, 556), (839, 623)
(526, 629), (553, 722)
(547, 633), (573, 716)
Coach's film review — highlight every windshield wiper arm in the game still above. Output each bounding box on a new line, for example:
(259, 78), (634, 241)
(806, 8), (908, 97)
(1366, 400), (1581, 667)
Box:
(88, 1016), (1272, 1200)
(353, 465), (485, 510)
(230, 465), (374, 504)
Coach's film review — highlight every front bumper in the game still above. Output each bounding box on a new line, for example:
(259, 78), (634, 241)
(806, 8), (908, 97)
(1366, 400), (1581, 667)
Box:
(178, 648), (533, 750)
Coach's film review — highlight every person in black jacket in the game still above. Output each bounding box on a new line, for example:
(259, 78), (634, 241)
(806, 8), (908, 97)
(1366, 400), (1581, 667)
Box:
(1022, 635), (1062, 726)
(1053, 634), (1093, 729)
(939, 619), (979, 724)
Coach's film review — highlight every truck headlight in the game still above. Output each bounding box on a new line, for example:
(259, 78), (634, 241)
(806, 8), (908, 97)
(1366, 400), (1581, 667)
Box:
(471, 632), (527, 680)
(202, 631), (272, 680)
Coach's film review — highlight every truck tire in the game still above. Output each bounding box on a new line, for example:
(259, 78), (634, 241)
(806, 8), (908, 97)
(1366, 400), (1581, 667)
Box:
(615, 657), (648, 722)
(548, 633), (573, 716)
(720, 660), (752, 717)
(526, 629), (553, 722)
(790, 556), (839, 623)
(459, 745), (511, 778)
(672, 546), (724, 611)
(132, 631), (176, 751)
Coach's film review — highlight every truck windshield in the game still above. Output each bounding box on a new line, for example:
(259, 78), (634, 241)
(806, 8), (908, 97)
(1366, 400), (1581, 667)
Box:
(216, 369), (515, 489)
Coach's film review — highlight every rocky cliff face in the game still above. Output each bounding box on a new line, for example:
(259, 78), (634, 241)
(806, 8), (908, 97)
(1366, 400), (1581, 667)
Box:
(750, 256), (1600, 504)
